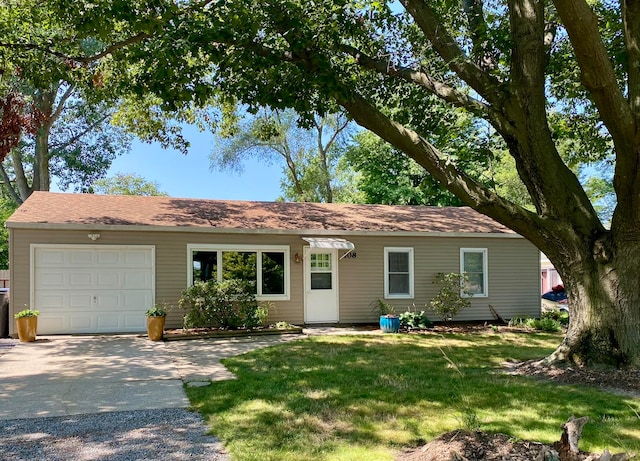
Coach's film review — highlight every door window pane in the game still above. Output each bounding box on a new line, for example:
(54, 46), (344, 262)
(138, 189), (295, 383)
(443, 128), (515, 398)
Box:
(310, 253), (331, 271)
(310, 253), (332, 289)
(311, 273), (332, 289)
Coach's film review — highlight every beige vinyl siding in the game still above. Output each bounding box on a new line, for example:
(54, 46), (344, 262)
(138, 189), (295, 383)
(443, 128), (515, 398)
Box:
(337, 235), (540, 323)
(9, 226), (539, 334)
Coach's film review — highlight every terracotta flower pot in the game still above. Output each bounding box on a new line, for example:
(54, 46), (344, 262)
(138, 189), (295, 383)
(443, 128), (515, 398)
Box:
(146, 316), (166, 341)
(16, 316), (37, 342)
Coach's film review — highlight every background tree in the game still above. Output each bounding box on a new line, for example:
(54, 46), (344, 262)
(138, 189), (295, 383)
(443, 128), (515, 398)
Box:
(0, 81), (132, 203)
(211, 109), (354, 202)
(91, 172), (167, 196)
(345, 131), (470, 206)
(0, 1), (218, 203)
(0, 197), (18, 269)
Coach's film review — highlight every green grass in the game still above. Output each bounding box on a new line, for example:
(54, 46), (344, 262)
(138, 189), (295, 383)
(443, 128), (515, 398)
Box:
(186, 333), (640, 460)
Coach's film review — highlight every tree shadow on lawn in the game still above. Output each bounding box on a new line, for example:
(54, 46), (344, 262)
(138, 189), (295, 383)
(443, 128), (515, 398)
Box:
(186, 334), (640, 461)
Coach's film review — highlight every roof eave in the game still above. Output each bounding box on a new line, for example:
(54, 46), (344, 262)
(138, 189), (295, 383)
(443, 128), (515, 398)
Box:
(5, 221), (522, 238)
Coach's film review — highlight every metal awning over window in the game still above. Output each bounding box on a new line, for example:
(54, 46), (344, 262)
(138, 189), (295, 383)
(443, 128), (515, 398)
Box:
(302, 237), (355, 250)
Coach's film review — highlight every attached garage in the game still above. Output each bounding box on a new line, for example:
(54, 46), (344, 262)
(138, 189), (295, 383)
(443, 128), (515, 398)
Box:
(32, 245), (154, 334)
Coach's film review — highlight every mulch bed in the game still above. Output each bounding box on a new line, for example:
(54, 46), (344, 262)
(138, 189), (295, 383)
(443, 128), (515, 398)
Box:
(395, 430), (622, 461)
(162, 325), (303, 341)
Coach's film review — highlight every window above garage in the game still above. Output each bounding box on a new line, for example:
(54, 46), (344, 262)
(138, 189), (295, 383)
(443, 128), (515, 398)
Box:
(187, 244), (290, 301)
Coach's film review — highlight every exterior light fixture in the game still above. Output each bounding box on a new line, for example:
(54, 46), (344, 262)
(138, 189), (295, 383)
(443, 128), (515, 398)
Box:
(88, 233), (101, 241)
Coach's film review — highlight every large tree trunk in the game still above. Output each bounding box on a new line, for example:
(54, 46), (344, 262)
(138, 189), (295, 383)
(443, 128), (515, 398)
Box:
(546, 238), (640, 368)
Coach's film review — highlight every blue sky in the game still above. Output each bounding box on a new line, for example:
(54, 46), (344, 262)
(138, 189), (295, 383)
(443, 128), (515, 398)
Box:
(105, 125), (284, 201)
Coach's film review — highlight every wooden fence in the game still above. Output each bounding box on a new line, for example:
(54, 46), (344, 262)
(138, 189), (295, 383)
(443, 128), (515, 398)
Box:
(0, 270), (9, 288)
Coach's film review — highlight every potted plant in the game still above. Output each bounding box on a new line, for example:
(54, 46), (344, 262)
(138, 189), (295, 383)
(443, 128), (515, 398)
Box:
(374, 299), (400, 333)
(145, 305), (167, 341)
(14, 308), (39, 342)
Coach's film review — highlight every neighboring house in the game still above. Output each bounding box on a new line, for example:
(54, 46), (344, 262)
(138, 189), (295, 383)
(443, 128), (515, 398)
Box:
(6, 192), (541, 335)
(541, 253), (563, 294)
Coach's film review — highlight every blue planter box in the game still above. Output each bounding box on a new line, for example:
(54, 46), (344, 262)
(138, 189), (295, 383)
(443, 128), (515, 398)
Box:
(380, 315), (400, 333)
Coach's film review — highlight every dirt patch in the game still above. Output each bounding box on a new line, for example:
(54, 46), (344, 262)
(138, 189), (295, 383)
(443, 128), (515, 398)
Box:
(395, 430), (608, 461)
(506, 359), (640, 399)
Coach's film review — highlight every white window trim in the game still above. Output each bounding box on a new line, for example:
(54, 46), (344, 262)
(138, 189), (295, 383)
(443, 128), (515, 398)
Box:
(187, 244), (290, 301)
(460, 248), (488, 298)
(384, 247), (414, 299)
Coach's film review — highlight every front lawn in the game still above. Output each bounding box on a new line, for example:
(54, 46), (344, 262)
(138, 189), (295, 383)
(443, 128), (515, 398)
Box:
(186, 333), (640, 460)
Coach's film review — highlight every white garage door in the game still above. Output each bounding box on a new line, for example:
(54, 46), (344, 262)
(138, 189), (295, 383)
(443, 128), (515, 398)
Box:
(33, 245), (155, 334)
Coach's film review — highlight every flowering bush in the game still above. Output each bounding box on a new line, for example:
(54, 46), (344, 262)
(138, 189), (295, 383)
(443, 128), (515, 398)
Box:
(179, 279), (263, 329)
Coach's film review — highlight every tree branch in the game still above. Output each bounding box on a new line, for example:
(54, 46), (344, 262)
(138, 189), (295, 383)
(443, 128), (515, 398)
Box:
(343, 45), (487, 114)
(50, 112), (110, 151)
(342, 44), (516, 136)
(553, 0), (635, 149)
(462, 0), (497, 70)
(49, 84), (75, 126)
(75, 32), (150, 64)
(623, 0), (640, 119)
(0, 164), (22, 204)
(400, 0), (504, 105)
(335, 89), (544, 240)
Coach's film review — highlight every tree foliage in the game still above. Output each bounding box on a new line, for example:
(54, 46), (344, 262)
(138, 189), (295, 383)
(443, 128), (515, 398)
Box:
(0, 197), (18, 269)
(344, 130), (463, 206)
(91, 172), (167, 196)
(212, 109), (354, 202)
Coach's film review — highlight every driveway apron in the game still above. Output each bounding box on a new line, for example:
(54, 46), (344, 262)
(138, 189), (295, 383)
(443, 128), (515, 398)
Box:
(0, 335), (187, 420)
(0, 333), (307, 421)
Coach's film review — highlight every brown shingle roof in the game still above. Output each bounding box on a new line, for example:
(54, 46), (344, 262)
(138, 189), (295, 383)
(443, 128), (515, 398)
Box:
(6, 192), (515, 235)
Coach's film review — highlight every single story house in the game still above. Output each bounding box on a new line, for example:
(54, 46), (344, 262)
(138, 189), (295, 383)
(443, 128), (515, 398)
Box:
(6, 192), (541, 335)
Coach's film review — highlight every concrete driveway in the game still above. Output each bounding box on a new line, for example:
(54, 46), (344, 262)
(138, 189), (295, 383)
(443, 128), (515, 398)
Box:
(0, 333), (301, 421)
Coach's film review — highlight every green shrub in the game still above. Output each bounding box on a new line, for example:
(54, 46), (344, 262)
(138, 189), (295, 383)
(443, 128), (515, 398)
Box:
(179, 279), (261, 329)
(372, 299), (396, 316)
(428, 273), (472, 322)
(399, 309), (433, 330)
(527, 317), (562, 332)
(145, 305), (167, 317)
(255, 302), (273, 326)
(542, 309), (569, 326)
(508, 315), (562, 332)
(508, 316), (528, 327)
(14, 309), (39, 319)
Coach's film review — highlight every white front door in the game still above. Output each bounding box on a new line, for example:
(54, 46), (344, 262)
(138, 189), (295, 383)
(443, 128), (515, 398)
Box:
(304, 247), (339, 323)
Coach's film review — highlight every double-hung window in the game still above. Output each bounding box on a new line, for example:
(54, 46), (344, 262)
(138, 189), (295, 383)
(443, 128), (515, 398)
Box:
(460, 248), (488, 297)
(188, 244), (290, 300)
(384, 247), (414, 299)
